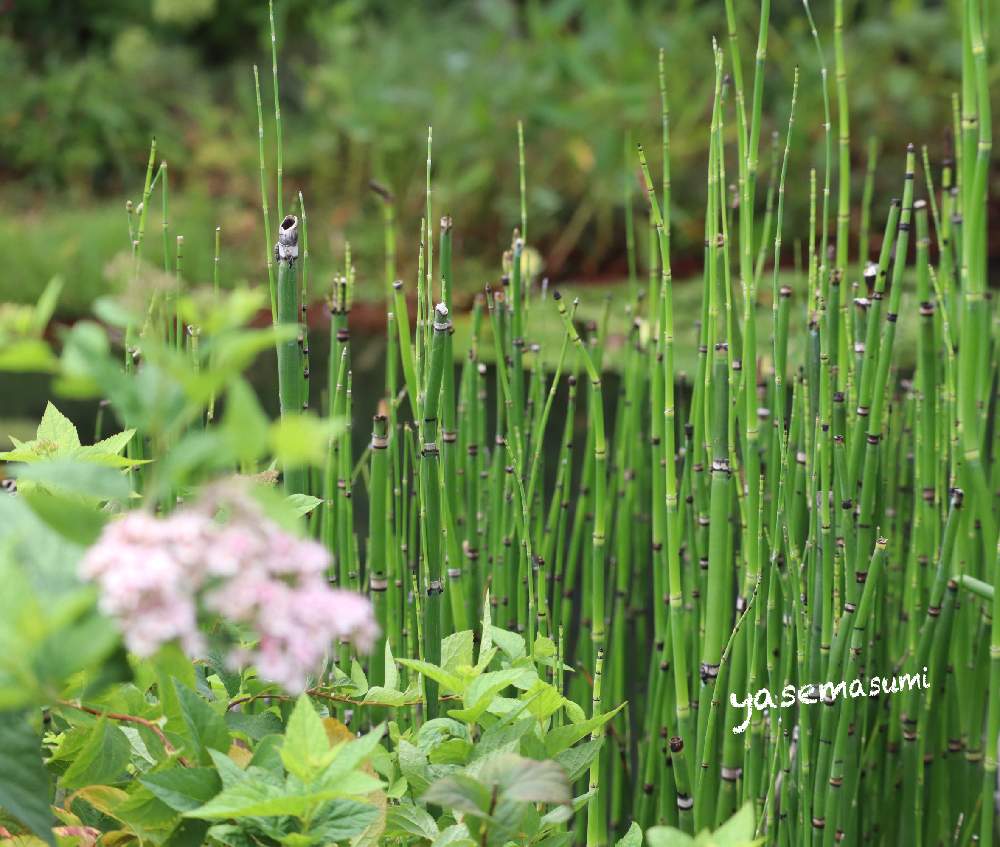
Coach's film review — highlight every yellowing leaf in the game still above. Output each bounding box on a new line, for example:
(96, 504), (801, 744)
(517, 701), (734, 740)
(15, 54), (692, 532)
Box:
(323, 717), (355, 747)
(64, 785), (128, 818)
(227, 742), (252, 769)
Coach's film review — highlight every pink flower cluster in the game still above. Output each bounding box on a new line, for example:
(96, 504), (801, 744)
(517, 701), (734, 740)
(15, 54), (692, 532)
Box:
(79, 495), (378, 692)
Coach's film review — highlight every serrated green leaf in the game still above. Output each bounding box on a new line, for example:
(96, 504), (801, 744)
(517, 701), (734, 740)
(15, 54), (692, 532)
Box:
(479, 592), (493, 659)
(225, 710), (283, 741)
(532, 635), (556, 659)
(173, 680), (231, 766)
(141, 767), (222, 812)
(384, 802), (439, 840)
(489, 626), (525, 660)
(280, 694), (333, 782)
(87, 429), (135, 456)
(383, 640), (399, 692)
(396, 740), (431, 795)
(441, 630), (474, 673)
(471, 718), (535, 761)
(553, 737), (603, 781)
(61, 716), (131, 789)
(422, 773), (492, 816)
(307, 798), (380, 843)
(479, 754), (570, 805)
(544, 701), (626, 757)
(398, 659), (464, 695)
(428, 737), (473, 766)
(315, 723), (386, 788)
(36, 402), (80, 450)
(350, 659), (370, 695)
(363, 686), (410, 707)
(448, 668), (526, 723)
(522, 680), (566, 722)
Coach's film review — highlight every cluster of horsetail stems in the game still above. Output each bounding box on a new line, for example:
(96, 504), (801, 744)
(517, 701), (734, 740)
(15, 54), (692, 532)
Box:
(116, 0), (998, 843)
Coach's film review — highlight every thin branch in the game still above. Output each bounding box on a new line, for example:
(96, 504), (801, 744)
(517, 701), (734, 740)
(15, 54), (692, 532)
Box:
(57, 699), (191, 767)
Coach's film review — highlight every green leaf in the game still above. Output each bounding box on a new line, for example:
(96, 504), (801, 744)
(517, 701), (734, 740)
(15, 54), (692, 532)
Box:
(113, 785), (180, 835)
(183, 778), (293, 818)
(141, 767), (222, 812)
(553, 737), (603, 781)
(522, 680), (566, 722)
(250, 733), (285, 773)
(532, 635), (556, 660)
(441, 630), (475, 673)
(225, 710), (283, 741)
(616, 821), (643, 847)
(398, 659), (464, 695)
(88, 429), (136, 456)
(449, 668), (527, 723)
(270, 414), (345, 468)
(383, 640), (399, 692)
(162, 819), (211, 847)
(544, 702), (626, 756)
(315, 724), (386, 788)
(209, 748), (251, 788)
(173, 680), (231, 765)
(645, 826), (695, 847)
(285, 493), (323, 516)
(307, 799), (380, 843)
(713, 803), (756, 846)
(18, 487), (107, 546)
(61, 716), (131, 789)
(221, 378), (270, 465)
(187, 767), (379, 820)
(350, 659), (370, 695)
(422, 773), (492, 817)
(36, 402), (80, 450)
(479, 754), (570, 805)
(428, 737), (473, 766)
(431, 823), (476, 847)
(11, 458), (131, 500)
(489, 626), (526, 660)
(397, 740), (432, 795)
(384, 802), (439, 840)
(478, 591), (493, 660)
(0, 710), (54, 845)
(471, 718), (534, 761)
(363, 686), (410, 707)
(280, 693), (333, 782)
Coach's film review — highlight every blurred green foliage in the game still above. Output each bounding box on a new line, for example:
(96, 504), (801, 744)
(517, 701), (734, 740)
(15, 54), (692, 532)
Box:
(0, 0), (987, 312)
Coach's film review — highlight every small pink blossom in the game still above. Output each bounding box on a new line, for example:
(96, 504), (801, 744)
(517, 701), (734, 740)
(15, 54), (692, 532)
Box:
(79, 489), (379, 692)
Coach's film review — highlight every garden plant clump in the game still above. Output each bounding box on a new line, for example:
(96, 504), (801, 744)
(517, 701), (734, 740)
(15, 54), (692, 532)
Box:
(0, 0), (996, 846)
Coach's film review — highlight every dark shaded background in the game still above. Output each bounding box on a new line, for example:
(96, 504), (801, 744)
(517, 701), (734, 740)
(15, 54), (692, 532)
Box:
(0, 0), (996, 314)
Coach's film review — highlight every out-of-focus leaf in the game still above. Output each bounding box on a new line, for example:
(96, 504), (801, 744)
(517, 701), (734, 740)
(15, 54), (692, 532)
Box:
(141, 767), (223, 813)
(0, 710), (54, 846)
(421, 773), (491, 817)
